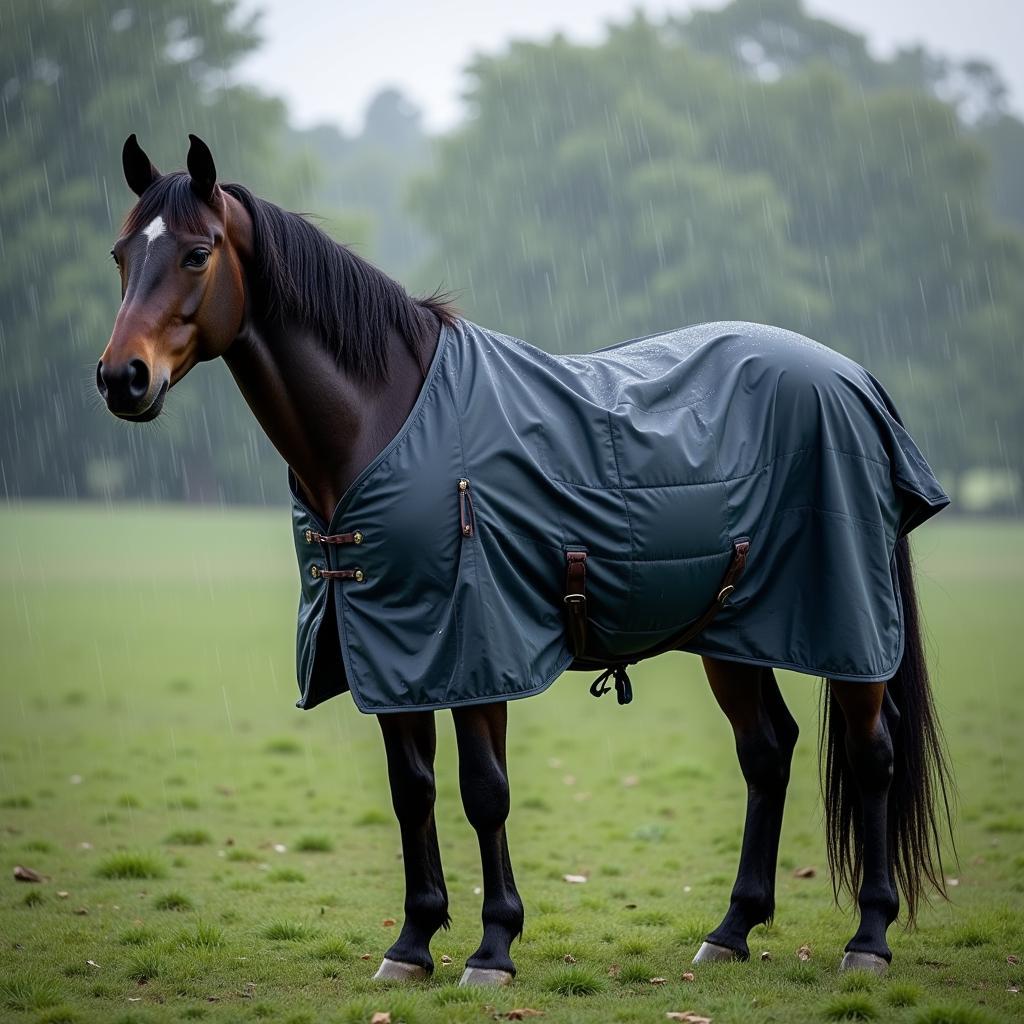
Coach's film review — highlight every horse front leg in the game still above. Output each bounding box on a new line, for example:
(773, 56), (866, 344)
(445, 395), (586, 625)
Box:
(452, 701), (524, 986)
(694, 659), (798, 963)
(374, 710), (449, 981)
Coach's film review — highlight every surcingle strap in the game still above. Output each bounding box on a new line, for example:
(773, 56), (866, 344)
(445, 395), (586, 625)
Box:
(564, 550), (588, 657)
(579, 538), (751, 708)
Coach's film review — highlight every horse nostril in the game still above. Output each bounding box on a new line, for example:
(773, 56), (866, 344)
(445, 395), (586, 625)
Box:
(126, 358), (150, 401)
(96, 361), (108, 397)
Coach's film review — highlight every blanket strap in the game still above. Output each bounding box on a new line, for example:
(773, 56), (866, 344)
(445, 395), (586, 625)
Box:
(564, 550), (589, 657)
(304, 528), (364, 546)
(569, 537), (750, 707)
(310, 565), (365, 582)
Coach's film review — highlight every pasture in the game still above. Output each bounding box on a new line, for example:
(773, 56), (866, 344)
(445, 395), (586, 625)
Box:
(1, 504), (1021, 1024)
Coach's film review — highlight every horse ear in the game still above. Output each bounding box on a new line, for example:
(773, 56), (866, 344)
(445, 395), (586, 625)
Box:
(122, 134), (160, 197)
(186, 134), (218, 204)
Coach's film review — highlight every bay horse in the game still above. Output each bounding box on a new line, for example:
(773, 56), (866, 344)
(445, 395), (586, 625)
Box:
(97, 135), (952, 985)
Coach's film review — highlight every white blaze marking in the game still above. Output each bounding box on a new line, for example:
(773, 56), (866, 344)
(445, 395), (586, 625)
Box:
(142, 215), (165, 244)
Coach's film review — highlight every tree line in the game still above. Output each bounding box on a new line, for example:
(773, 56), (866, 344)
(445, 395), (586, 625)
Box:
(2, 0), (1020, 509)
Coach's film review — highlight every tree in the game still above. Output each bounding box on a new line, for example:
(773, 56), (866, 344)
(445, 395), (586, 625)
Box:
(412, 21), (824, 353)
(290, 89), (433, 279)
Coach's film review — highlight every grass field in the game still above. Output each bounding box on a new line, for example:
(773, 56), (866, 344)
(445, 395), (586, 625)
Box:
(1, 504), (1021, 1024)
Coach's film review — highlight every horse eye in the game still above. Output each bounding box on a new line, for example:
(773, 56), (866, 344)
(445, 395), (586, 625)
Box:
(183, 248), (210, 269)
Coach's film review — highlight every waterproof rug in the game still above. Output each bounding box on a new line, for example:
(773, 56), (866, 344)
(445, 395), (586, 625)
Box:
(289, 318), (948, 714)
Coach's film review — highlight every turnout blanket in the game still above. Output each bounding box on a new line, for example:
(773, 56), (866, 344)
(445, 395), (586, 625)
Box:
(290, 318), (949, 714)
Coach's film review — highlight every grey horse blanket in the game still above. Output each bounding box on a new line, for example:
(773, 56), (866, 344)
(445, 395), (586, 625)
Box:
(290, 318), (948, 714)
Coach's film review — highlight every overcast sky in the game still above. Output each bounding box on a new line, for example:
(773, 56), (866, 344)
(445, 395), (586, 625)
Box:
(237, 0), (1023, 133)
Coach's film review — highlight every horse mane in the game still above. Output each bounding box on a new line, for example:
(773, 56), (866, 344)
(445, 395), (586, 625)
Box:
(122, 173), (457, 381)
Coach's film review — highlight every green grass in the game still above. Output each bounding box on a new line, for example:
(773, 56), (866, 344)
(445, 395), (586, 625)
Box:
(1, 504), (1022, 1023)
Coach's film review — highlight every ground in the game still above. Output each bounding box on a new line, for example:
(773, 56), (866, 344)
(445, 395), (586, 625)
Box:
(0, 505), (1021, 1024)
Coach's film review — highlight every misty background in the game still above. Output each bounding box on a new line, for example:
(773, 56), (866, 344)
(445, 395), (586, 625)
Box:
(2, 0), (1021, 511)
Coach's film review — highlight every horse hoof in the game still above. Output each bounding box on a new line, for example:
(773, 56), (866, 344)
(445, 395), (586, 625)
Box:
(459, 967), (514, 987)
(692, 941), (739, 964)
(839, 951), (889, 975)
(374, 958), (429, 982)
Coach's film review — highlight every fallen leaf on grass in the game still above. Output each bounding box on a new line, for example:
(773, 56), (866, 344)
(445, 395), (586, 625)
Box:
(607, 963), (621, 978)
(497, 1011), (544, 1021)
(441, 955), (453, 965)
(57, 891), (69, 898)
(74, 907), (89, 915)
(792, 866), (816, 879)
(796, 945), (812, 962)
(563, 874), (587, 884)
(382, 918), (396, 927)
(760, 951), (771, 961)
(1007, 955), (1020, 966)
(86, 960), (101, 969)
(650, 977), (667, 985)
(666, 1013), (712, 1023)
(562, 954), (576, 964)
(681, 971), (695, 982)
(360, 953), (372, 960)
(13, 865), (43, 882)
(371, 1013), (391, 1024)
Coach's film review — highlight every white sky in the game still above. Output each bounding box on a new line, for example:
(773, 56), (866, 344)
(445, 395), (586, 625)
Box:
(237, 0), (1023, 133)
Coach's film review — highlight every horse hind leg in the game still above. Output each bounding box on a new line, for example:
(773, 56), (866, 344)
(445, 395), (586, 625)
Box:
(826, 679), (898, 974)
(374, 710), (450, 982)
(693, 659), (798, 964)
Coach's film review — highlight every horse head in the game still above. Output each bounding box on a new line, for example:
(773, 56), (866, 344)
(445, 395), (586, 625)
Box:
(98, 134), (247, 420)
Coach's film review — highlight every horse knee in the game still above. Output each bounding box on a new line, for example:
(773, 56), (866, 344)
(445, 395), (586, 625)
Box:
(390, 762), (436, 825)
(844, 718), (894, 795)
(461, 760), (510, 833)
(735, 724), (795, 791)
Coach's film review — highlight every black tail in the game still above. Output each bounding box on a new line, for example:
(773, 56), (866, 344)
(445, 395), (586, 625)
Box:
(820, 535), (954, 923)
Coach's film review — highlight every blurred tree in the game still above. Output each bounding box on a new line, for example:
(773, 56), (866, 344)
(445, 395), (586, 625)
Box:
(0, 0), (362, 502)
(412, 9), (1023, 497)
(674, 0), (1024, 226)
(412, 22), (825, 352)
(290, 88), (433, 278)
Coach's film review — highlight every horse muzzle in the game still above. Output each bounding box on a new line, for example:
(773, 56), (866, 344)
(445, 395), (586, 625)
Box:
(96, 358), (168, 420)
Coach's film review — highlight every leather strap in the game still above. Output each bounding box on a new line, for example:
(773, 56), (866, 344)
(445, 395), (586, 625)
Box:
(660, 537), (750, 652)
(305, 529), (363, 546)
(458, 478), (475, 538)
(564, 550), (588, 657)
(572, 537), (751, 706)
(310, 565), (365, 581)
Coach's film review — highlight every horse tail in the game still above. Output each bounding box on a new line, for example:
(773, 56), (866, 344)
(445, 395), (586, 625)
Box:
(820, 534), (954, 923)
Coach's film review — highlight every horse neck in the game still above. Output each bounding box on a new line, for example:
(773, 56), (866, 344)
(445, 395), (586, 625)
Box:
(223, 311), (438, 525)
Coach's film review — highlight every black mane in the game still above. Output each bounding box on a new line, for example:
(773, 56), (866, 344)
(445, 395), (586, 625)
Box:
(122, 173), (456, 381)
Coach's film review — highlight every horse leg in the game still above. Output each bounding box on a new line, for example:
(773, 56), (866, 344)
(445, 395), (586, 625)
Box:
(452, 701), (524, 986)
(829, 680), (898, 973)
(694, 659), (799, 963)
(374, 710), (449, 981)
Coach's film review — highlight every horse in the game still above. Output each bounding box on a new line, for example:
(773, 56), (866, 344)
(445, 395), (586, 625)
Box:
(97, 134), (953, 986)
